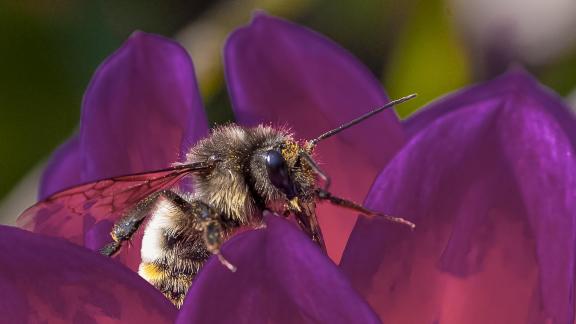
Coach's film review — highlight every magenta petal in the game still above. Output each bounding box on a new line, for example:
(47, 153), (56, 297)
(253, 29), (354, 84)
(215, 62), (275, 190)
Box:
(80, 31), (208, 182)
(341, 71), (576, 323)
(39, 136), (82, 200)
(0, 225), (176, 323)
(33, 32), (209, 269)
(403, 67), (533, 138)
(177, 214), (380, 324)
(225, 14), (404, 262)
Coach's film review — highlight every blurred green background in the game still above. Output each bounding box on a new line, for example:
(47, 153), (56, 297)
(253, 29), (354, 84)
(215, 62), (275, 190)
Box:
(1, 0), (576, 211)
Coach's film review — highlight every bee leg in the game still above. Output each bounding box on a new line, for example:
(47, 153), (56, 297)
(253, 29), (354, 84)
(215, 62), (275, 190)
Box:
(204, 222), (237, 272)
(315, 189), (416, 229)
(100, 190), (191, 256)
(101, 241), (121, 256)
(195, 205), (237, 272)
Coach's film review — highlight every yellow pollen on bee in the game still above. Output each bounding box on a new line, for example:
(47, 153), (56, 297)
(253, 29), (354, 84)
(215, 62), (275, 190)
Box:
(139, 263), (167, 282)
(289, 197), (302, 212)
(281, 141), (300, 165)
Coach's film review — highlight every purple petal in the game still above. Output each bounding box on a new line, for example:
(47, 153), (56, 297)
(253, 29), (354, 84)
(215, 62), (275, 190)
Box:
(0, 225), (176, 323)
(34, 32), (209, 265)
(177, 214), (380, 324)
(225, 14), (404, 262)
(41, 32), (209, 196)
(39, 135), (82, 200)
(341, 71), (576, 323)
(403, 67), (531, 137)
(80, 31), (208, 182)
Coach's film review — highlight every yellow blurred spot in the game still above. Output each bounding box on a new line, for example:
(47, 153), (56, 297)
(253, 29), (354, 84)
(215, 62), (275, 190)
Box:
(384, 0), (471, 119)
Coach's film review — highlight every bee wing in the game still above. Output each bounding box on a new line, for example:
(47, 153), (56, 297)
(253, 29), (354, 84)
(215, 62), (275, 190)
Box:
(17, 162), (214, 245)
(294, 200), (327, 253)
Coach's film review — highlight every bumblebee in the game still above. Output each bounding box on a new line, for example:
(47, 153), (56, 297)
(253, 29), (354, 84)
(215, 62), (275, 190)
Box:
(20, 95), (416, 307)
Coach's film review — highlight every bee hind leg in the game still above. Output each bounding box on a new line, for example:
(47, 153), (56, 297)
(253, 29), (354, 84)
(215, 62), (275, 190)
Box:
(100, 190), (191, 256)
(100, 188), (237, 272)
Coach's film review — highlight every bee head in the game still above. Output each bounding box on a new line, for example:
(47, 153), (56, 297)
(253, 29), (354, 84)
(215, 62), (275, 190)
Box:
(249, 139), (315, 211)
(250, 94), (418, 210)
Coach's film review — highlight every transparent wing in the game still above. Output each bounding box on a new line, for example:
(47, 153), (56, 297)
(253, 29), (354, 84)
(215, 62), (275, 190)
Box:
(17, 162), (213, 246)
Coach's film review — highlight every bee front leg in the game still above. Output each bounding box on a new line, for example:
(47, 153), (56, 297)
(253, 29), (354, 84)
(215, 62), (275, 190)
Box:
(315, 189), (416, 229)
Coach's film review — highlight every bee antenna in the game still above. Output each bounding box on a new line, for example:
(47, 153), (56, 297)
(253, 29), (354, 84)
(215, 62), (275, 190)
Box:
(309, 94), (417, 146)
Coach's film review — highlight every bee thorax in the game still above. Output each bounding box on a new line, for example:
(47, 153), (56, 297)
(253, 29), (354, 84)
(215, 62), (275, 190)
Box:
(185, 124), (301, 223)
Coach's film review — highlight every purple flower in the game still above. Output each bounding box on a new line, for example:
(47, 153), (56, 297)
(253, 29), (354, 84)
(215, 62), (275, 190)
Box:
(341, 71), (576, 323)
(6, 13), (576, 323)
(9, 14), (399, 323)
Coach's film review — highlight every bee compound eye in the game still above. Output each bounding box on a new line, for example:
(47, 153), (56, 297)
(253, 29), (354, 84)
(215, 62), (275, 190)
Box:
(265, 150), (285, 169)
(264, 150), (296, 199)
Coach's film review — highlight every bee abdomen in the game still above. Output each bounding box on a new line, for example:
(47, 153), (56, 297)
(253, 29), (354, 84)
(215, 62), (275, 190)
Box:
(139, 260), (202, 308)
(139, 201), (210, 308)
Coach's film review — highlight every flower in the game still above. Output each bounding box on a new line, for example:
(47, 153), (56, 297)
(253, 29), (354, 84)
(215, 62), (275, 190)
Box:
(7, 12), (576, 324)
(9, 14), (400, 323)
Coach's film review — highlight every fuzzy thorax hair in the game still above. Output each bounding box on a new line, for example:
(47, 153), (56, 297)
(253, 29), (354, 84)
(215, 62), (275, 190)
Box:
(185, 124), (316, 224)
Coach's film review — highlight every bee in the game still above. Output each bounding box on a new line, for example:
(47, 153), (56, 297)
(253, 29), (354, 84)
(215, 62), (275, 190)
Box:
(18, 94), (416, 307)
